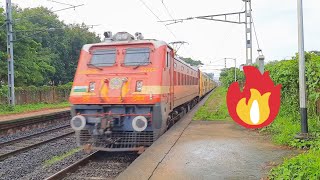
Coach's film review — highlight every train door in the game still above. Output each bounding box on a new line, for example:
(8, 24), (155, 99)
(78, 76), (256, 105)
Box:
(166, 49), (174, 110)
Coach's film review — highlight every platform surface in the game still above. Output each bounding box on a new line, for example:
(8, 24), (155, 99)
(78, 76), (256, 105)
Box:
(117, 99), (297, 180)
(0, 107), (70, 122)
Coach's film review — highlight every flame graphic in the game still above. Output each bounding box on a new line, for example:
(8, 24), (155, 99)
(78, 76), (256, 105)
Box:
(227, 66), (281, 129)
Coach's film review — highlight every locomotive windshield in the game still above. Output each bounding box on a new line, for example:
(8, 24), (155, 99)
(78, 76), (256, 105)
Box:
(124, 48), (150, 66)
(90, 49), (116, 66)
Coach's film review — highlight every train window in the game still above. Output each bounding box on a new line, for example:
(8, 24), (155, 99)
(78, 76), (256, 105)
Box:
(166, 52), (170, 68)
(174, 63), (177, 69)
(186, 75), (188, 85)
(185, 75), (187, 85)
(124, 48), (150, 66)
(174, 71), (177, 85)
(181, 74), (184, 85)
(90, 49), (116, 66)
(178, 73), (180, 85)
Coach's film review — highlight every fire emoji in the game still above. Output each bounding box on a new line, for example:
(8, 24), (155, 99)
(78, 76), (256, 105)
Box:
(227, 66), (281, 129)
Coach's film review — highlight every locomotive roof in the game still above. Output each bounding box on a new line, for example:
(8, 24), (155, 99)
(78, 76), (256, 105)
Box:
(82, 38), (199, 72)
(82, 39), (167, 52)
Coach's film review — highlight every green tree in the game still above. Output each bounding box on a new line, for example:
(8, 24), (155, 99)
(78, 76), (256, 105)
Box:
(0, 8), (8, 87)
(219, 68), (244, 88)
(181, 57), (204, 66)
(0, 6), (100, 87)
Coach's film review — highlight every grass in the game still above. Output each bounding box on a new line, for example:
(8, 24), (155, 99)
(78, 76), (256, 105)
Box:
(44, 147), (81, 167)
(0, 101), (70, 115)
(269, 149), (320, 179)
(193, 87), (230, 121)
(264, 101), (320, 179)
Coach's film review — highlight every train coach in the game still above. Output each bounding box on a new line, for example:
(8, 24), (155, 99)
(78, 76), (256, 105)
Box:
(69, 32), (215, 152)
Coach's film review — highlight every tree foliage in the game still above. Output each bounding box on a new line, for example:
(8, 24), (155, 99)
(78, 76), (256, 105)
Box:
(219, 68), (245, 88)
(0, 6), (100, 87)
(181, 57), (203, 66)
(220, 51), (320, 115)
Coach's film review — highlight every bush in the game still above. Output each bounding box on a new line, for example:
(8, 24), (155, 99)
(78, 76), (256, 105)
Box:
(218, 51), (320, 179)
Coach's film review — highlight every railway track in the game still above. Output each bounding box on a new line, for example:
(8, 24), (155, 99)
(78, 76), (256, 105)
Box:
(0, 110), (71, 136)
(46, 151), (138, 180)
(0, 125), (74, 160)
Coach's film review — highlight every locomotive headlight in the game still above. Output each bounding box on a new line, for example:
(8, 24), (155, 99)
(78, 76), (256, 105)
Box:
(70, 115), (86, 131)
(132, 116), (148, 132)
(136, 81), (143, 92)
(89, 82), (95, 92)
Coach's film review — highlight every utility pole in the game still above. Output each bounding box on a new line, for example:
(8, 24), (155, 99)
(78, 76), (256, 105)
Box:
(297, 0), (308, 134)
(6, 0), (15, 106)
(244, 0), (253, 65)
(224, 58), (227, 69)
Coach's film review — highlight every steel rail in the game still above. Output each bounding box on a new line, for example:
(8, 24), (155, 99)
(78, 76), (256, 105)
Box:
(45, 151), (98, 180)
(0, 124), (70, 146)
(0, 129), (74, 160)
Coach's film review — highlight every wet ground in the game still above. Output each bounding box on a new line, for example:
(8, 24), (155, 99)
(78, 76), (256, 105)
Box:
(149, 121), (297, 180)
(117, 93), (298, 180)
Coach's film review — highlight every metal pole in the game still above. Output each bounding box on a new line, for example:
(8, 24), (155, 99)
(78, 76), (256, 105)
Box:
(234, 59), (237, 82)
(297, 0), (308, 133)
(244, 0), (252, 65)
(6, 0), (15, 106)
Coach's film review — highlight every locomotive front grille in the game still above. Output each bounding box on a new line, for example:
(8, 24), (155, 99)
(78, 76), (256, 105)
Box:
(78, 130), (155, 150)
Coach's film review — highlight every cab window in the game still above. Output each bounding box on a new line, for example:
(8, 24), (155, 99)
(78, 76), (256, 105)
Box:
(124, 48), (150, 66)
(90, 49), (116, 66)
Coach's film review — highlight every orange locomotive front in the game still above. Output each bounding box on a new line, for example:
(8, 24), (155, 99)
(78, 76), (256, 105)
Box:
(69, 32), (200, 152)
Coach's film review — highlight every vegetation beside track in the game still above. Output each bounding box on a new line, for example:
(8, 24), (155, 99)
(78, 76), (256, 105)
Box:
(220, 51), (320, 179)
(0, 101), (70, 115)
(193, 87), (230, 121)
(44, 147), (81, 167)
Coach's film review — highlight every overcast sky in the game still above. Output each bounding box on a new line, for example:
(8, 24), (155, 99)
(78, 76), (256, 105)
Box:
(1, 0), (319, 76)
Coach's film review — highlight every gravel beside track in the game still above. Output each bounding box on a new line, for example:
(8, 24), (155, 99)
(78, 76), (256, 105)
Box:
(0, 127), (73, 160)
(0, 135), (88, 180)
(62, 152), (138, 180)
(0, 120), (69, 143)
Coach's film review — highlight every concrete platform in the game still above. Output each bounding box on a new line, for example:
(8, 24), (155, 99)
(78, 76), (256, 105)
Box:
(117, 98), (297, 180)
(0, 108), (70, 123)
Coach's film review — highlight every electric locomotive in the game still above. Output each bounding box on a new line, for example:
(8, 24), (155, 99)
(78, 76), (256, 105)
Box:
(69, 32), (210, 152)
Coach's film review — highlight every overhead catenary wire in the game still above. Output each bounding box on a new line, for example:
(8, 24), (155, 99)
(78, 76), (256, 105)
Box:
(161, 0), (175, 20)
(52, 4), (84, 13)
(251, 14), (263, 55)
(14, 2), (85, 23)
(46, 0), (77, 7)
(138, 0), (177, 39)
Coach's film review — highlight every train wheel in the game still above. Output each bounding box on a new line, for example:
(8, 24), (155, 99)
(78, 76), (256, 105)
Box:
(166, 117), (174, 130)
(187, 104), (191, 112)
